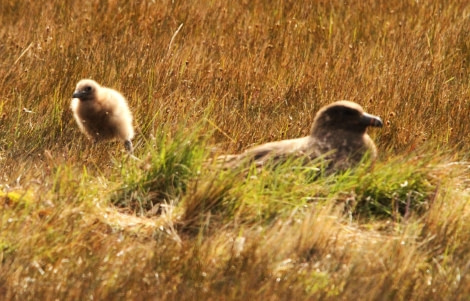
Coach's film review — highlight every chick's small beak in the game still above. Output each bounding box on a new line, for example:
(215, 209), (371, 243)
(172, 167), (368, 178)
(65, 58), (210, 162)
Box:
(362, 112), (383, 127)
(72, 90), (82, 98)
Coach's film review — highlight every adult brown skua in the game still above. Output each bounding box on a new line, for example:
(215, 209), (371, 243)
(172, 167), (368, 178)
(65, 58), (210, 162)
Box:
(219, 100), (383, 172)
(71, 79), (135, 153)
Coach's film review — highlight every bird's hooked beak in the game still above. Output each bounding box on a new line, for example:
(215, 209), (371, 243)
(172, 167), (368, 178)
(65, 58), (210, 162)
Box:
(361, 112), (383, 127)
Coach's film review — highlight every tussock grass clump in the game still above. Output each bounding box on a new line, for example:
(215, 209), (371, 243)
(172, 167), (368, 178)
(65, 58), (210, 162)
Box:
(110, 125), (208, 215)
(229, 157), (328, 223)
(352, 156), (435, 219)
(228, 153), (438, 224)
(326, 154), (437, 220)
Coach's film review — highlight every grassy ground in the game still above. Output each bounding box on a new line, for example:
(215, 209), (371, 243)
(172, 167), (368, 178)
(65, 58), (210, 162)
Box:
(1, 0), (470, 299)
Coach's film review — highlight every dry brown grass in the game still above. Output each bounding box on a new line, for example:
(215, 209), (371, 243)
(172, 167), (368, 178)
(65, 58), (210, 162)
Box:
(2, 0), (470, 299)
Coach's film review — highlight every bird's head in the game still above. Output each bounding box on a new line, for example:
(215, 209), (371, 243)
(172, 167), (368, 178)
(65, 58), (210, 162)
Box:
(72, 79), (99, 101)
(311, 100), (383, 136)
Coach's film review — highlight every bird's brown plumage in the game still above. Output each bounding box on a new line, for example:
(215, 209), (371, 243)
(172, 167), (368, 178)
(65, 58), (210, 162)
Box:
(71, 79), (135, 153)
(219, 100), (383, 172)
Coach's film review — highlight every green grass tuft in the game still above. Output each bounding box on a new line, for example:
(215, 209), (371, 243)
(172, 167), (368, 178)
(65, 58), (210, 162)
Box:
(352, 156), (435, 219)
(110, 123), (209, 215)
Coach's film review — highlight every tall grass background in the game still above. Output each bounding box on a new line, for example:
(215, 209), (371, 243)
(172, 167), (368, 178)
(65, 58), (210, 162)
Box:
(1, 0), (470, 299)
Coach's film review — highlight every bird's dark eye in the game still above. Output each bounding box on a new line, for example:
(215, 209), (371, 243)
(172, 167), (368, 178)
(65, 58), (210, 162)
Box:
(84, 86), (92, 92)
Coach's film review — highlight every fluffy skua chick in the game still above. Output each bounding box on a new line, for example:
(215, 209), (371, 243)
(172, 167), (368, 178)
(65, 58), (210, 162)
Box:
(71, 79), (135, 153)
